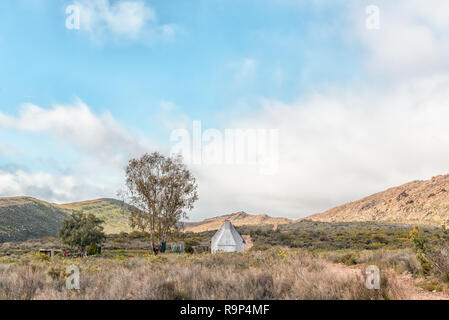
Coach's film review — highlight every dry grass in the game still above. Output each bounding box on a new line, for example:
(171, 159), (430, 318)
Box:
(322, 249), (420, 274)
(0, 248), (404, 300)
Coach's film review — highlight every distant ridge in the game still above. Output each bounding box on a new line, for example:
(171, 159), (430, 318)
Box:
(0, 197), (132, 242)
(61, 198), (132, 234)
(183, 211), (292, 233)
(0, 197), (69, 242)
(0, 196), (292, 241)
(8, 173), (449, 242)
(307, 174), (449, 226)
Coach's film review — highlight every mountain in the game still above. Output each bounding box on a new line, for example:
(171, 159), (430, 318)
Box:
(183, 211), (293, 233)
(0, 197), (132, 242)
(0, 195), (292, 240)
(60, 198), (132, 234)
(3, 173), (449, 242)
(0, 197), (70, 242)
(0, 195), (293, 241)
(307, 174), (449, 225)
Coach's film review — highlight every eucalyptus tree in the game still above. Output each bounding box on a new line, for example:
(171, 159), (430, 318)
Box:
(123, 152), (198, 254)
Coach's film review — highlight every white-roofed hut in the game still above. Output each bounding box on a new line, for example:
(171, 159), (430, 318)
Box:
(211, 220), (244, 253)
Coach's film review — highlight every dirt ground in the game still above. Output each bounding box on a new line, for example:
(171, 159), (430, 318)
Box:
(333, 263), (449, 300)
(396, 273), (449, 300)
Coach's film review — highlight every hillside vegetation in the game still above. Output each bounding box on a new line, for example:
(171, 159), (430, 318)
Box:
(0, 196), (291, 243)
(183, 221), (440, 252)
(308, 174), (449, 225)
(0, 197), (69, 242)
(0, 197), (132, 242)
(60, 199), (132, 234)
(4, 173), (449, 243)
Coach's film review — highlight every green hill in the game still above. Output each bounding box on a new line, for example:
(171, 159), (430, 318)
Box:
(61, 198), (132, 234)
(0, 197), (70, 242)
(0, 197), (132, 243)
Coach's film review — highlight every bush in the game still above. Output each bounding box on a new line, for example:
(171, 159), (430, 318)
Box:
(58, 211), (105, 253)
(184, 245), (194, 254)
(410, 225), (449, 280)
(34, 253), (50, 262)
(340, 252), (357, 266)
(185, 238), (201, 247)
(409, 226), (432, 274)
(87, 244), (98, 256)
(47, 265), (63, 281)
(423, 247), (449, 282)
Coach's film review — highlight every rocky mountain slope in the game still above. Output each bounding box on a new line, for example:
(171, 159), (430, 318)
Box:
(183, 211), (292, 233)
(6, 173), (449, 243)
(308, 174), (449, 226)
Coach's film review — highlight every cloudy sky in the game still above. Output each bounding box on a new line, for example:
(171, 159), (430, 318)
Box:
(1, 0), (449, 221)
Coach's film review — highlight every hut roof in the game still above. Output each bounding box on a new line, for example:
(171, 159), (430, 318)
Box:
(211, 220), (244, 253)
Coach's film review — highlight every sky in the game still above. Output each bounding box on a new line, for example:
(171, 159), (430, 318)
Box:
(1, 0), (449, 221)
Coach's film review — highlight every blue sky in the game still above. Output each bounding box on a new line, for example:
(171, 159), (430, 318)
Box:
(0, 0), (361, 126)
(1, 0), (449, 220)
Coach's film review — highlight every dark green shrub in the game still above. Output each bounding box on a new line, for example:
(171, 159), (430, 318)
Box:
(58, 211), (105, 253)
(87, 244), (98, 256)
(185, 245), (194, 254)
(340, 252), (357, 265)
(409, 226), (432, 274)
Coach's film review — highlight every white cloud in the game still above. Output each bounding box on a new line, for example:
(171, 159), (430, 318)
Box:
(179, 2), (449, 219)
(0, 169), (112, 203)
(0, 100), (156, 203)
(71, 0), (177, 42)
(5, 0), (449, 219)
(353, 0), (449, 77)
(0, 99), (154, 168)
(188, 75), (449, 219)
(103, 1), (154, 38)
(3, 76), (449, 217)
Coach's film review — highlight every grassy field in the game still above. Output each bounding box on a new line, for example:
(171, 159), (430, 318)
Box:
(0, 248), (407, 300)
(1, 221), (449, 300)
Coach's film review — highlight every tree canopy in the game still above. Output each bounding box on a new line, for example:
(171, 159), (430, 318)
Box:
(122, 152), (198, 254)
(58, 211), (105, 253)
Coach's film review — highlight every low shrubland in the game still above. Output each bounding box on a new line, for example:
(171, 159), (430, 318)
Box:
(1, 221), (449, 300)
(0, 248), (404, 300)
